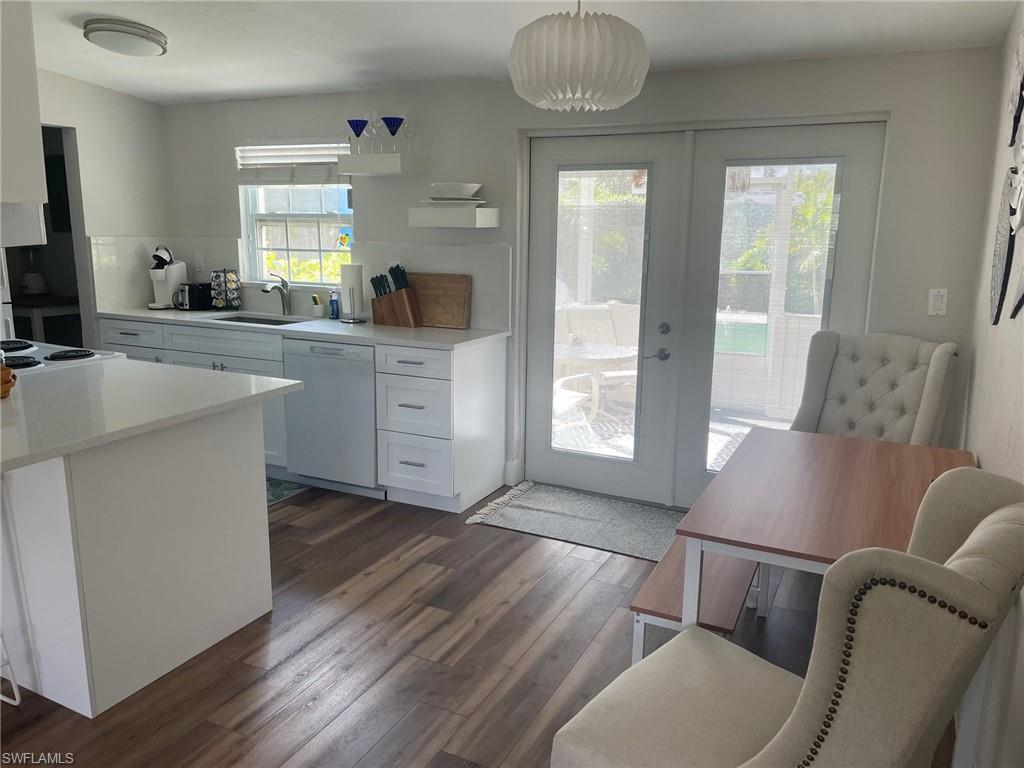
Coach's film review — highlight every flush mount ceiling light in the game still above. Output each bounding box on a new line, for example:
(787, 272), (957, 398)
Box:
(83, 18), (167, 57)
(507, 1), (649, 111)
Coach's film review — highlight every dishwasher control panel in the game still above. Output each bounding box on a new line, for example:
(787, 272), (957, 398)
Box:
(282, 338), (374, 362)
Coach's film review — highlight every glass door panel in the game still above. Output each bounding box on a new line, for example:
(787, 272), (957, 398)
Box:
(707, 162), (840, 470)
(674, 122), (885, 507)
(526, 132), (690, 505)
(551, 168), (648, 459)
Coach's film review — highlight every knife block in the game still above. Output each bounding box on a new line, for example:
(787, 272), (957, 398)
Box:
(371, 287), (422, 328)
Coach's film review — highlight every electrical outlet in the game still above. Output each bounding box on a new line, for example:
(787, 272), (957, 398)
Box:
(928, 289), (948, 317)
(192, 252), (206, 277)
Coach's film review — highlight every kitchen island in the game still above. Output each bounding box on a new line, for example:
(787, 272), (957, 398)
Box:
(1, 358), (301, 717)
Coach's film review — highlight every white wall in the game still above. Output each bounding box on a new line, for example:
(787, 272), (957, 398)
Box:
(36, 70), (170, 237)
(35, 71), (173, 337)
(964, 9), (1024, 766)
(162, 46), (998, 451)
(966, 6), (1024, 483)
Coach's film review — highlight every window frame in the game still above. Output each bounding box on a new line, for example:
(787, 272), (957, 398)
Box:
(239, 183), (353, 287)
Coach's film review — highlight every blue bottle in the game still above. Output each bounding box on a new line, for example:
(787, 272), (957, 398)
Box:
(328, 290), (340, 320)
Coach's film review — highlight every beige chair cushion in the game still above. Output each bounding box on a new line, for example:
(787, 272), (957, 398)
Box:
(551, 627), (802, 768)
(792, 331), (956, 445)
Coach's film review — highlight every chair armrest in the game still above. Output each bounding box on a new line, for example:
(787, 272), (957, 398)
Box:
(743, 548), (1008, 768)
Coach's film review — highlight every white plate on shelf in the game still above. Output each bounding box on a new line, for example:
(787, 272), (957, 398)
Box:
(420, 199), (487, 207)
(429, 182), (482, 198)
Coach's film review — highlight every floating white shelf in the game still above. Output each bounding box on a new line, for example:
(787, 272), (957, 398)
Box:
(337, 153), (427, 177)
(408, 207), (500, 229)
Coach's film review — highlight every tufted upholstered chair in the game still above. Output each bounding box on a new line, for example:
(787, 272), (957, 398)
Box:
(551, 467), (1024, 768)
(790, 331), (957, 445)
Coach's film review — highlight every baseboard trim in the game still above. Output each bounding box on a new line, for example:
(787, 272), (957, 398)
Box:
(265, 465), (386, 500)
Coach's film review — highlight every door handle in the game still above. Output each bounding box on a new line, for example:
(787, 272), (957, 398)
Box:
(118, 331), (140, 336)
(399, 460), (426, 468)
(397, 403), (426, 410)
(643, 348), (671, 361)
(395, 359), (425, 366)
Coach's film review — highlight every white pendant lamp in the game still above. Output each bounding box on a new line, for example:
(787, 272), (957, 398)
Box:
(507, 2), (649, 112)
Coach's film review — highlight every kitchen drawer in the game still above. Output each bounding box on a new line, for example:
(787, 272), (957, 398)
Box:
(164, 324), (283, 361)
(101, 343), (165, 363)
(161, 350), (287, 466)
(375, 345), (451, 380)
(377, 431), (453, 497)
(376, 373), (452, 439)
(99, 318), (164, 349)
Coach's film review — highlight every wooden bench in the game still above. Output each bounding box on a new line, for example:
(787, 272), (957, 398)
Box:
(629, 537), (757, 663)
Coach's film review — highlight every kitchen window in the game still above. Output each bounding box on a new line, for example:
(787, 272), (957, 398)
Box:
(236, 142), (353, 286)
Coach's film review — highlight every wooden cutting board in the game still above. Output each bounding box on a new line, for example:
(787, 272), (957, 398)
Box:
(407, 273), (472, 329)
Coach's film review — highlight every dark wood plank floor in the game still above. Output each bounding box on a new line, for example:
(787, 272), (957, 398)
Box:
(1, 486), (826, 767)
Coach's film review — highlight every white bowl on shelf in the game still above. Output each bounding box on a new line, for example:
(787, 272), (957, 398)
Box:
(429, 182), (482, 198)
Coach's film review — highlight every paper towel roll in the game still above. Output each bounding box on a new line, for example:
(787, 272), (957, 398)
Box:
(339, 263), (365, 316)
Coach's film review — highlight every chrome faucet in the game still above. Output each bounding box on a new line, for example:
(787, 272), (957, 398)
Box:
(261, 273), (291, 315)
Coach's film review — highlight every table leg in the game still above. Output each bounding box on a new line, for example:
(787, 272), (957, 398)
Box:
(631, 613), (645, 665)
(680, 536), (702, 628)
(756, 563), (772, 617)
(29, 309), (45, 343)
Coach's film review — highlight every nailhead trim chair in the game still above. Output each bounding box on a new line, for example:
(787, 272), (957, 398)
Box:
(550, 468), (1024, 768)
(790, 331), (957, 445)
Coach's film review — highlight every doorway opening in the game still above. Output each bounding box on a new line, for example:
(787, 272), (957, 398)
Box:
(4, 126), (87, 346)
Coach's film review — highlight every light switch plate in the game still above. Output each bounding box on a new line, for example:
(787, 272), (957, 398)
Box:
(928, 288), (948, 317)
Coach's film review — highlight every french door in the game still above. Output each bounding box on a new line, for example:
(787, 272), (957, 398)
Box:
(525, 133), (691, 505)
(525, 123), (885, 507)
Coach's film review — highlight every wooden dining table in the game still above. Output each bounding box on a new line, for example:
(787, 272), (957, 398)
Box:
(676, 427), (976, 629)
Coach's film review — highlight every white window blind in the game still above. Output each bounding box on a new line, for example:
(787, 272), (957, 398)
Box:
(235, 140), (351, 185)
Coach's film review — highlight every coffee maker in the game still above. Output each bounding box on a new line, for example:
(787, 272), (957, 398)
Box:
(148, 246), (187, 309)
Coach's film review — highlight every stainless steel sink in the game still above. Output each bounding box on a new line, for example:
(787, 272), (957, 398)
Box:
(208, 315), (303, 326)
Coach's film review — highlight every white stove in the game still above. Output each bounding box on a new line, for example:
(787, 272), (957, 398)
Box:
(1, 340), (125, 375)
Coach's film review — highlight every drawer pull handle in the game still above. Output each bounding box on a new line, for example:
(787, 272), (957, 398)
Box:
(399, 460), (426, 468)
(397, 403), (426, 410)
(310, 346), (346, 356)
(118, 331), (140, 336)
(395, 359), (425, 366)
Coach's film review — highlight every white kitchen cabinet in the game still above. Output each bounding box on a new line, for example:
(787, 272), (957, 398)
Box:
(0, 2), (46, 206)
(375, 344), (452, 380)
(91, 314), (510, 510)
(375, 338), (506, 513)
(377, 430), (454, 497)
(163, 325), (282, 361)
(162, 349), (287, 467)
(101, 343), (165, 363)
(99, 318), (166, 349)
(376, 373), (453, 439)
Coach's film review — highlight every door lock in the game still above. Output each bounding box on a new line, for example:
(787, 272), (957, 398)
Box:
(658, 322), (671, 335)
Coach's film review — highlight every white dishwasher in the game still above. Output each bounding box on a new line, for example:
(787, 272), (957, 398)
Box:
(283, 338), (377, 488)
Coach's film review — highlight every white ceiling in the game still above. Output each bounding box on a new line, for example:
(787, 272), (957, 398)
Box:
(32, 1), (1016, 105)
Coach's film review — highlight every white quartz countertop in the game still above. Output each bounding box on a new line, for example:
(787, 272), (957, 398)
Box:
(1, 358), (302, 471)
(98, 309), (510, 351)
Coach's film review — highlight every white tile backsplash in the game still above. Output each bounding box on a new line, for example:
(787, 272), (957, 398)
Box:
(90, 236), (164, 311)
(90, 235), (511, 331)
